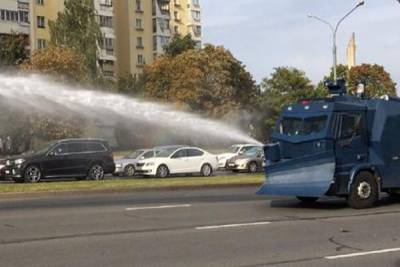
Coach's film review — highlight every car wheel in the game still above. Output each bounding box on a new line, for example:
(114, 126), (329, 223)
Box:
(201, 164), (213, 177)
(248, 162), (258, 173)
(347, 171), (378, 209)
(124, 165), (136, 177)
(24, 165), (41, 183)
(156, 165), (169, 178)
(297, 196), (319, 203)
(88, 164), (105, 181)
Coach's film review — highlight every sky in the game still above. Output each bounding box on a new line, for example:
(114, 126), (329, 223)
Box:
(201, 0), (400, 88)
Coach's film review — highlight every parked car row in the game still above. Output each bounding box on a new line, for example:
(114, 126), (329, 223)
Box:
(1, 138), (264, 183)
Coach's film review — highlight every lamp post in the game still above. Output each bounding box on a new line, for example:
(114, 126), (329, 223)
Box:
(308, 0), (365, 83)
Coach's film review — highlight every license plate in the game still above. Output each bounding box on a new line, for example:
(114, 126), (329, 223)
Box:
(228, 163), (235, 167)
(5, 170), (10, 174)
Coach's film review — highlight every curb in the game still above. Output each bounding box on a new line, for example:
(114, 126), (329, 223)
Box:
(0, 182), (262, 199)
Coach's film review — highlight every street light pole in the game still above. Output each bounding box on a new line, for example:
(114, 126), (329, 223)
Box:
(308, 0), (365, 83)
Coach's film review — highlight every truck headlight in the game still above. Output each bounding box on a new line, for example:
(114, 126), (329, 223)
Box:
(15, 159), (25, 165)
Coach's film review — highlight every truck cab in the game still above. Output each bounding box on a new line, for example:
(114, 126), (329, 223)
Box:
(258, 81), (400, 209)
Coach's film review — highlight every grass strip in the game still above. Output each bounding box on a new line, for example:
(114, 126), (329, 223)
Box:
(0, 175), (264, 194)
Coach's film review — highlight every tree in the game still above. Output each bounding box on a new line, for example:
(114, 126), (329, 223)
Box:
(144, 44), (259, 117)
(164, 34), (197, 57)
(0, 33), (29, 66)
(116, 74), (145, 96)
(21, 46), (89, 83)
(318, 64), (397, 97)
(258, 67), (319, 139)
(49, 0), (101, 77)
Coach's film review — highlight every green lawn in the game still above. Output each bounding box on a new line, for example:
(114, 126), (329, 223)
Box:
(0, 174), (265, 195)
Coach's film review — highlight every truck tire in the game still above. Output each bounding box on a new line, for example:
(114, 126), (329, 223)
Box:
(297, 196), (318, 203)
(347, 171), (378, 209)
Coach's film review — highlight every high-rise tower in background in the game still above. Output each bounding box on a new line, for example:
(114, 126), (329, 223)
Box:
(0, 0), (202, 78)
(346, 32), (356, 69)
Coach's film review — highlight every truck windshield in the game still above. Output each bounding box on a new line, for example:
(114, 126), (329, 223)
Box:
(279, 116), (327, 136)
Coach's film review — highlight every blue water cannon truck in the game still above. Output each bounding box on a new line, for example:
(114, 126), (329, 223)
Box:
(258, 80), (400, 209)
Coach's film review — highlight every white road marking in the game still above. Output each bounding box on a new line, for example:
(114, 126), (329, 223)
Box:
(325, 247), (400, 260)
(196, 221), (271, 230)
(125, 204), (192, 211)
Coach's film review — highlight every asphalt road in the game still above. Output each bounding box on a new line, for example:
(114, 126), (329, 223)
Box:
(1, 187), (400, 267)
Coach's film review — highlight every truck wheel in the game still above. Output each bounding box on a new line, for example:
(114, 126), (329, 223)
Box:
(297, 196), (318, 203)
(347, 171), (378, 209)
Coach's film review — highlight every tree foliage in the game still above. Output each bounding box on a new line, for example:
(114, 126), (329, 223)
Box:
(0, 33), (29, 66)
(318, 64), (397, 97)
(144, 44), (259, 117)
(116, 74), (146, 96)
(49, 0), (101, 77)
(164, 34), (197, 57)
(21, 46), (89, 83)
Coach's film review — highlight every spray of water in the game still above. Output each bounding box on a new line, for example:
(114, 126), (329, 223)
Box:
(0, 74), (262, 145)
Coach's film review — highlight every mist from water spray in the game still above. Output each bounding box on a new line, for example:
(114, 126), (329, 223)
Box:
(0, 74), (262, 145)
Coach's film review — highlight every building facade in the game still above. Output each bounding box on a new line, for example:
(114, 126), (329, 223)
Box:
(0, 0), (202, 78)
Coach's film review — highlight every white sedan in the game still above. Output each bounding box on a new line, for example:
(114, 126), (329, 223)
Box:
(136, 147), (218, 178)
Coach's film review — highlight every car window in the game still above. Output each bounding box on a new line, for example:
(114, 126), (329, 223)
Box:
(171, 149), (187, 158)
(143, 151), (154, 159)
(67, 143), (85, 154)
(86, 142), (106, 152)
(52, 144), (68, 155)
(241, 146), (255, 153)
(187, 149), (204, 157)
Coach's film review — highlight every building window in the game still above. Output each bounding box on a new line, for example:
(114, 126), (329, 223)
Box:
(136, 0), (142, 11)
(192, 11), (200, 21)
(37, 39), (46, 49)
(19, 11), (29, 23)
(174, 25), (180, 35)
(174, 11), (180, 21)
(99, 16), (113, 28)
(37, 16), (45, 28)
(37, 0), (44, 5)
(99, 0), (112, 7)
(137, 54), (144, 65)
(137, 37), (143, 48)
(99, 38), (114, 55)
(192, 0), (200, 6)
(136, 19), (142, 30)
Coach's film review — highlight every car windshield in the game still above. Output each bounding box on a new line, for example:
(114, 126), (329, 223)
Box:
(124, 150), (145, 159)
(228, 146), (240, 153)
(279, 116), (328, 136)
(156, 147), (178, 158)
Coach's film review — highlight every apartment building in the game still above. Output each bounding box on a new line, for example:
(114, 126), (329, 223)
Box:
(1, 0), (202, 78)
(0, 0), (29, 41)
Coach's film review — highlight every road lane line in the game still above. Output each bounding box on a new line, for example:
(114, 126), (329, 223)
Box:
(325, 247), (400, 260)
(125, 204), (192, 211)
(196, 221), (271, 230)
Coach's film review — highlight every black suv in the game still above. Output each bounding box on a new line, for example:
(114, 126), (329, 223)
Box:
(5, 139), (115, 183)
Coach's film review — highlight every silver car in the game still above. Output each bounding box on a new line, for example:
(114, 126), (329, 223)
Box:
(226, 147), (265, 173)
(114, 149), (156, 177)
